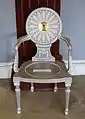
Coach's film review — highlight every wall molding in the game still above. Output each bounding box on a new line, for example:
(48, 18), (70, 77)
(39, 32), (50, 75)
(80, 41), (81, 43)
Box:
(0, 60), (85, 79)
(0, 62), (13, 79)
(64, 60), (85, 75)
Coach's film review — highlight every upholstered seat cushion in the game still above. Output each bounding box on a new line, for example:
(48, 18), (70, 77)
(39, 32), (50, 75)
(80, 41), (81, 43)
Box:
(14, 60), (71, 80)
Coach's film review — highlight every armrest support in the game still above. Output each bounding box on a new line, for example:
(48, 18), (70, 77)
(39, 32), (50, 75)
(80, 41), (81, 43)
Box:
(59, 36), (72, 74)
(12, 46), (19, 72)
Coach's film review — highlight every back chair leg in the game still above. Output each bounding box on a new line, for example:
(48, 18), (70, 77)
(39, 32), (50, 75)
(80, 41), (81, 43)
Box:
(54, 83), (57, 92)
(31, 83), (34, 92)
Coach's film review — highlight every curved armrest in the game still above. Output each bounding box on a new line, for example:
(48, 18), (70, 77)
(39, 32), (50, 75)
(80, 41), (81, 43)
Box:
(13, 35), (30, 72)
(60, 36), (72, 50)
(59, 36), (72, 74)
(15, 35), (29, 50)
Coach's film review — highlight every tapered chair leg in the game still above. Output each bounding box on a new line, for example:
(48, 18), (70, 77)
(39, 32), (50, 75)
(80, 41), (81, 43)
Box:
(14, 82), (21, 114)
(65, 82), (71, 115)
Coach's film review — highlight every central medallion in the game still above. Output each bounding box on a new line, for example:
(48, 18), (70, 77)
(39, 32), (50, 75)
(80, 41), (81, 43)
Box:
(39, 22), (48, 31)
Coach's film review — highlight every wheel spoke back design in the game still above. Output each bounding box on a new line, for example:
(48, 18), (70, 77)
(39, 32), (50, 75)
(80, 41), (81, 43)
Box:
(26, 7), (62, 45)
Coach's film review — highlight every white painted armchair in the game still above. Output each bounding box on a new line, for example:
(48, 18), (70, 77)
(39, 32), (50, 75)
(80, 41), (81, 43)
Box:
(13, 7), (72, 115)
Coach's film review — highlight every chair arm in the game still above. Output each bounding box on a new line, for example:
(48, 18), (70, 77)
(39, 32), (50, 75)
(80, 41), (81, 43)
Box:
(60, 36), (72, 50)
(15, 35), (29, 50)
(59, 36), (72, 74)
(13, 35), (30, 72)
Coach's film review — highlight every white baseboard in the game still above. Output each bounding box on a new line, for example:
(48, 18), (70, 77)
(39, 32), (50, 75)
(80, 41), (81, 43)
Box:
(0, 60), (85, 79)
(0, 62), (13, 79)
(65, 60), (85, 75)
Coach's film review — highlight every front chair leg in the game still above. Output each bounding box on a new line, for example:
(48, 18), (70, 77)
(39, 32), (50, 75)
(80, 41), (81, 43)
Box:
(65, 82), (71, 115)
(14, 82), (21, 114)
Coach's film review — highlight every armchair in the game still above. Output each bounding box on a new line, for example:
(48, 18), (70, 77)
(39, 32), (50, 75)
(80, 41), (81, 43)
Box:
(13, 7), (72, 115)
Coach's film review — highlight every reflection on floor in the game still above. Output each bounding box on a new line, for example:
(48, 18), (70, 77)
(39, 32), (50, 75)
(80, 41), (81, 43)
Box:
(0, 76), (85, 119)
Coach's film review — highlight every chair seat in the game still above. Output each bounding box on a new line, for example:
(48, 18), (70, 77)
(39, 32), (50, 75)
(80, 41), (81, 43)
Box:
(14, 60), (71, 83)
